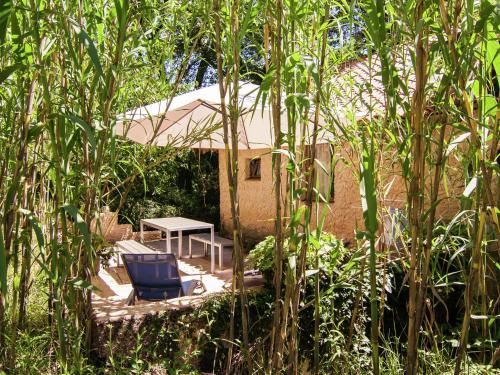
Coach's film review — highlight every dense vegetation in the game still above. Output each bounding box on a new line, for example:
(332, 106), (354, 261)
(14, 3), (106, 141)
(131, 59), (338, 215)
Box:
(0, 0), (498, 374)
(108, 145), (220, 231)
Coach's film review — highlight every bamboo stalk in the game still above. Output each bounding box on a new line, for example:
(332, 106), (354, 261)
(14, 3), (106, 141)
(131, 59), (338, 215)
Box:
(360, 133), (380, 375)
(454, 211), (486, 375)
(213, 1), (250, 371)
(414, 119), (448, 342)
(406, 0), (428, 372)
(437, 1), (499, 370)
(347, 254), (367, 351)
(269, 0), (285, 371)
(310, 5), (329, 374)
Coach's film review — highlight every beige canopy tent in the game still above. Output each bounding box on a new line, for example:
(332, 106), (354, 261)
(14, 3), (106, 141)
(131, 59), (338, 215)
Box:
(115, 52), (409, 150)
(117, 82), (272, 149)
(116, 82), (337, 149)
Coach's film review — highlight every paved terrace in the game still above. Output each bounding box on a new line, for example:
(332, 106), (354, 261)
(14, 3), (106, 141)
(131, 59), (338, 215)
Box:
(92, 236), (263, 322)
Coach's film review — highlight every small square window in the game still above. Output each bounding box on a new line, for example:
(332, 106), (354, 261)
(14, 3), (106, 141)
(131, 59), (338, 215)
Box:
(246, 158), (261, 180)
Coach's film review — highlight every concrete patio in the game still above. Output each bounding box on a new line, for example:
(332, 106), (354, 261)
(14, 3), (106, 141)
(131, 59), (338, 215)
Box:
(92, 236), (263, 322)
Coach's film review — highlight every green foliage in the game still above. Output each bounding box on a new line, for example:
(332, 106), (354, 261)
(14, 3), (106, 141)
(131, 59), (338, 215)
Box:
(248, 232), (373, 369)
(97, 292), (273, 374)
(303, 246), (373, 372)
(122, 199), (180, 231)
(246, 236), (277, 281)
(379, 336), (495, 375)
(247, 232), (347, 278)
(0, 0), (498, 372)
(109, 147), (220, 231)
(4, 265), (493, 374)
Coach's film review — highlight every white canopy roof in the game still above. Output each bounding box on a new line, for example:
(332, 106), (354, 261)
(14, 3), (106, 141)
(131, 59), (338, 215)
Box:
(116, 82), (334, 149)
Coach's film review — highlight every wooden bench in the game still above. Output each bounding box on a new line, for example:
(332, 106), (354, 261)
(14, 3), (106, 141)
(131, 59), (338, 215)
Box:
(188, 233), (233, 270)
(115, 240), (161, 266)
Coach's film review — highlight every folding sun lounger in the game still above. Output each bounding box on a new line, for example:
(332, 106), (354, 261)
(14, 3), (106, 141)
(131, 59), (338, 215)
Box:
(121, 253), (204, 305)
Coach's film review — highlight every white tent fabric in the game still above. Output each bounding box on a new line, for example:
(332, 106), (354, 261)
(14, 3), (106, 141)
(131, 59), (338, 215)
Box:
(116, 82), (333, 150)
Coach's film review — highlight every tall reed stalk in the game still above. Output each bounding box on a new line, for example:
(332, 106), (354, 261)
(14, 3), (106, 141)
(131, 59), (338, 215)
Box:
(359, 131), (380, 375)
(267, 0), (286, 370)
(406, 0), (429, 372)
(213, 0), (253, 371)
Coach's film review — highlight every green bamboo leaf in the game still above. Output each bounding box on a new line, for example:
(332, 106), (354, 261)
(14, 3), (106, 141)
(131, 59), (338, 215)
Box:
(65, 131), (78, 164)
(285, 93), (310, 111)
(63, 111), (96, 151)
(256, 66), (276, 114)
(484, 95), (497, 117)
(0, 64), (21, 84)
(238, 0), (260, 43)
(359, 136), (378, 236)
(69, 277), (98, 291)
(61, 204), (93, 251)
(10, 5), (21, 53)
(0, 0), (11, 44)
(487, 42), (499, 81)
(474, 1), (495, 32)
(114, 0), (128, 31)
(113, 0), (129, 52)
(290, 205), (306, 227)
(71, 22), (104, 77)
(12, 274), (20, 291)
(28, 123), (44, 141)
(308, 234), (320, 249)
(18, 208), (45, 251)
(114, 0), (123, 23)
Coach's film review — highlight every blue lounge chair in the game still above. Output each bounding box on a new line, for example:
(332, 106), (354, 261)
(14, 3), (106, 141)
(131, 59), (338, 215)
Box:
(121, 253), (184, 305)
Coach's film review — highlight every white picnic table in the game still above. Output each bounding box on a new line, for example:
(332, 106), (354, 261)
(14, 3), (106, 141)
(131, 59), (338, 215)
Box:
(140, 217), (216, 273)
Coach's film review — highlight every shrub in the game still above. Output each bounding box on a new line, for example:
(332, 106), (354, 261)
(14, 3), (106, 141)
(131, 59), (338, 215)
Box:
(121, 199), (180, 231)
(246, 236), (277, 283)
(246, 232), (347, 283)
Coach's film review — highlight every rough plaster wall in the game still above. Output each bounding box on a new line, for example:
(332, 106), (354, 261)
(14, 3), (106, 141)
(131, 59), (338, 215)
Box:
(219, 147), (369, 243)
(219, 149), (276, 243)
(219, 143), (466, 244)
(311, 145), (409, 242)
